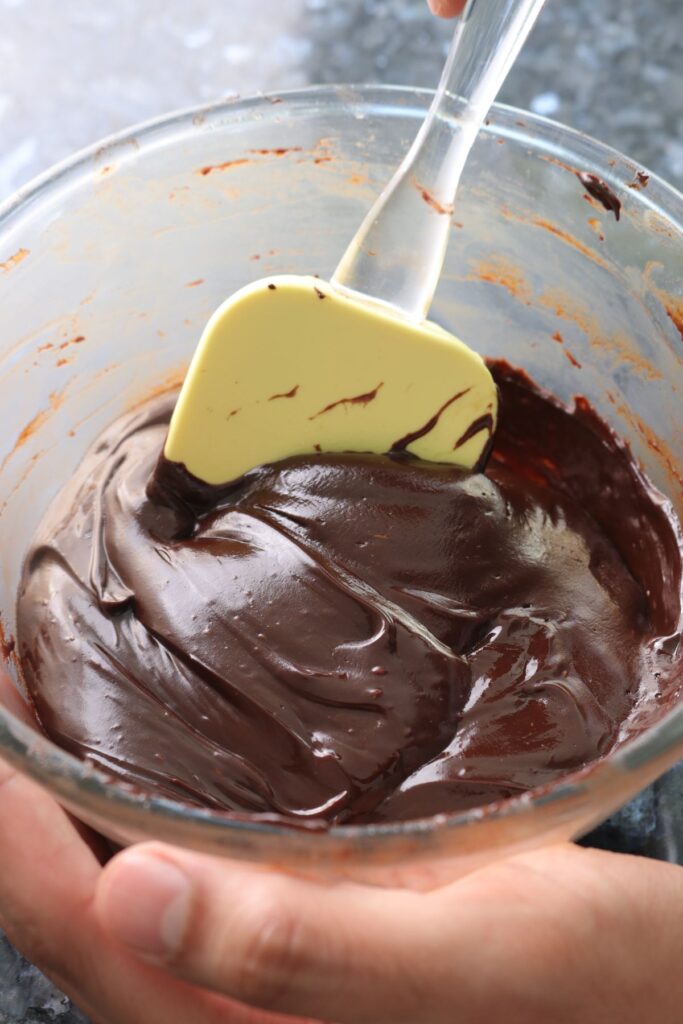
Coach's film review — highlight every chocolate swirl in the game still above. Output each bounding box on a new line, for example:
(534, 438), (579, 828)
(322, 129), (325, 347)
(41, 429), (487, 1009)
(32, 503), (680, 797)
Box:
(16, 365), (681, 824)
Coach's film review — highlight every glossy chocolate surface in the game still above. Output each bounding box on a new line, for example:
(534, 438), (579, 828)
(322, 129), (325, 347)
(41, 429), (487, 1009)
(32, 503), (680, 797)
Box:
(17, 365), (682, 824)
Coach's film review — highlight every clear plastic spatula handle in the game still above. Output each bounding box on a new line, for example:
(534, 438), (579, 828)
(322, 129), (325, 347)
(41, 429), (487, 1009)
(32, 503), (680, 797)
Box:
(332, 0), (547, 322)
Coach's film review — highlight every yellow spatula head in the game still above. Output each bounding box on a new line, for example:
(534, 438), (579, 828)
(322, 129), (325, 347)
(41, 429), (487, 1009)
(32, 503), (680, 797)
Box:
(165, 275), (497, 485)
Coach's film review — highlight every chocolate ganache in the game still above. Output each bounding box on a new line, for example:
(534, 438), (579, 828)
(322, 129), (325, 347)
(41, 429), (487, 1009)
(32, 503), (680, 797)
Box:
(16, 365), (681, 825)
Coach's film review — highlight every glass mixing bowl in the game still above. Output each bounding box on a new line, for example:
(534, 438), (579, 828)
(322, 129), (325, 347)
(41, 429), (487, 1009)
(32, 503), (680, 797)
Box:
(1, 86), (682, 889)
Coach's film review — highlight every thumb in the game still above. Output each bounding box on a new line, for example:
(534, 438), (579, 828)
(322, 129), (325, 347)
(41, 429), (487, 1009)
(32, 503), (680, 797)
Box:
(95, 842), (448, 1024)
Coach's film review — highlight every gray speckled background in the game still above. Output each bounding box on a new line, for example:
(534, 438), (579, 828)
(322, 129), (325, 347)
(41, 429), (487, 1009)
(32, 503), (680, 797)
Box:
(0, 0), (682, 1020)
(0, 0), (681, 200)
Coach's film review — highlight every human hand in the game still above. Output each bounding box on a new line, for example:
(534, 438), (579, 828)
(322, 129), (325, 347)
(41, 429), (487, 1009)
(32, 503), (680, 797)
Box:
(3, 664), (683, 1024)
(428, 0), (468, 16)
(92, 838), (683, 1023)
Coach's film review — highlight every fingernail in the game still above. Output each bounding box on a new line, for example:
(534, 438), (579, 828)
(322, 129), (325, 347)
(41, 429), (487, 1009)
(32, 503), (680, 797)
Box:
(97, 852), (192, 962)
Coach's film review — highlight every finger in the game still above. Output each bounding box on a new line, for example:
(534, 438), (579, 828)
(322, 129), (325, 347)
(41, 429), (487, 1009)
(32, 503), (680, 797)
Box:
(0, 669), (111, 861)
(427, 0), (467, 17)
(0, 758), (316, 1024)
(97, 840), (683, 1024)
(0, 754), (102, 995)
(0, 669), (35, 725)
(96, 843), (451, 1023)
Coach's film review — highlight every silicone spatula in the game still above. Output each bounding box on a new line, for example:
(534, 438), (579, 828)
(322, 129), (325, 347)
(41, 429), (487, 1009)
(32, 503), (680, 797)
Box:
(165, 0), (547, 486)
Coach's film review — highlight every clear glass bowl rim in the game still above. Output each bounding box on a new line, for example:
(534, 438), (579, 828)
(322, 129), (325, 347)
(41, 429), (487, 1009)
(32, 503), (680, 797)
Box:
(1, 83), (682, 852)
